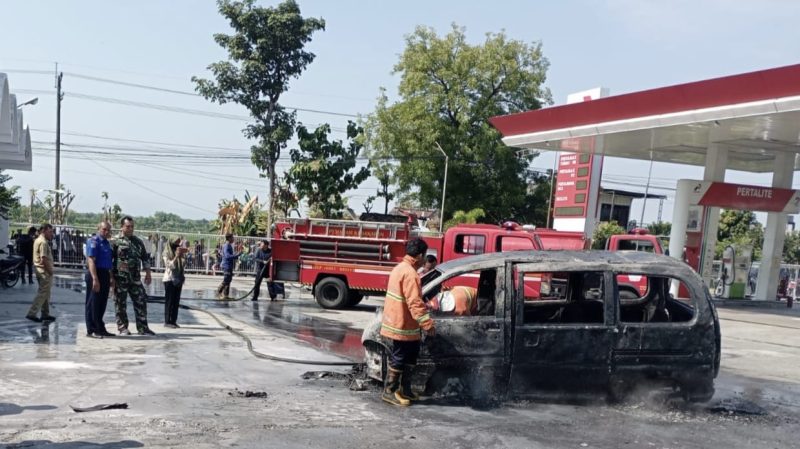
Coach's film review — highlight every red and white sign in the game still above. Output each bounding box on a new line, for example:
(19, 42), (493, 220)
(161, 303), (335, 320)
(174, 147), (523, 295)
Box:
(689, 181), (800, 213)
(552, 87), (609, 234)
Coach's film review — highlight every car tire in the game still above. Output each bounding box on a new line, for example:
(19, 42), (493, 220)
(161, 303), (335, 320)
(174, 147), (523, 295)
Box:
(682, 378), (715, 403)
(607, 377), (631, 404)
(314, 277), (349, 309)
(347, 291), (364, 307)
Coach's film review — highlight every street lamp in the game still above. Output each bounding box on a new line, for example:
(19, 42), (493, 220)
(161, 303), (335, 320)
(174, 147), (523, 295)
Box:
(17, 97), (39, 108)
(435, 142), (448, 233)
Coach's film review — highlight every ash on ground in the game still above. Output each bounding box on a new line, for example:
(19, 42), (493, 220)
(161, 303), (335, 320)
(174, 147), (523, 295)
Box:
(228, 388), (268, 399)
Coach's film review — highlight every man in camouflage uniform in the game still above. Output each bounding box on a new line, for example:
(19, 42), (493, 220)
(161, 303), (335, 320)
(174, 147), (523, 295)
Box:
(111, 216), (155, 336)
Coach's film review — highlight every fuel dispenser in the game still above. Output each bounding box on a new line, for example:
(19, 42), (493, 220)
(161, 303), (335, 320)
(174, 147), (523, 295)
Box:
(715, 244), (752, 299)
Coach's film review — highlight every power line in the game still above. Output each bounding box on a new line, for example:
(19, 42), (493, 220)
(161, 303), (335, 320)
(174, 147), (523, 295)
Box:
(7, 68), (361, 118)
(72, 151), (218, 214)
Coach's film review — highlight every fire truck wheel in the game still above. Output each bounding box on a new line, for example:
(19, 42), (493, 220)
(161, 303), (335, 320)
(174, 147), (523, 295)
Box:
(347, 291), (364, 306)
(315, 277), (349, 309)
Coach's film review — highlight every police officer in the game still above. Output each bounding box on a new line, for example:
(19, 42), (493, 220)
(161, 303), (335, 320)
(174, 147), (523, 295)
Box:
(85, 221), (114, 338)
(112, 216), (155, 336)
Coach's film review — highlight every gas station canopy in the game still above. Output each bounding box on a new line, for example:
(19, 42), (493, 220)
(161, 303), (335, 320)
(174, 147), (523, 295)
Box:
(489, 63), (800, 172)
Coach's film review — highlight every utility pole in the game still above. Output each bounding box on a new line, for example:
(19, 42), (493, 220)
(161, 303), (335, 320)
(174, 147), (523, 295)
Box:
(434, 142), (448, 233)
(54, 68), (63, 224)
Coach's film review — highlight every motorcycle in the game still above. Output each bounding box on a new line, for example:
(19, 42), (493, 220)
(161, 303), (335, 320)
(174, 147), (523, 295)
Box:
(0, 244), (25, 288)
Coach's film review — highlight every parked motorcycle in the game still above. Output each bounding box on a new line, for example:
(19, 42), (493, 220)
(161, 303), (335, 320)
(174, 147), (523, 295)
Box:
(0, 244), (24, 288)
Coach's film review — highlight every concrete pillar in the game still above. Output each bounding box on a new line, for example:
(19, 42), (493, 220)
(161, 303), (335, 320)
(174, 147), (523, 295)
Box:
(699, 146), (728, 283)
(668, 180), (692, 264)
(755, 152), (795, 300)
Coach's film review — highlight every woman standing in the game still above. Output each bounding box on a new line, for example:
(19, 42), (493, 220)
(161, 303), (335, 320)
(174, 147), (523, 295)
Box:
(162, 237), (187, 328)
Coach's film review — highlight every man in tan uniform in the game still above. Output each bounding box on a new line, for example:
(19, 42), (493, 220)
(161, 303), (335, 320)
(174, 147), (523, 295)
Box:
(26, 223), (56, 323)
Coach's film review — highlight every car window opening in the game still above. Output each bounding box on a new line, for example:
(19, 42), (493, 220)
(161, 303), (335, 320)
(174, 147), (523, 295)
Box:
(519, 271), (605, 325)
(617, 274), (695, 324)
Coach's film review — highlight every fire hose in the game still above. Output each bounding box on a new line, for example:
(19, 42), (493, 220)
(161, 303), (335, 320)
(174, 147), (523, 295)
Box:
(146, 295), (356, 366)
(146, 263), (355, 366)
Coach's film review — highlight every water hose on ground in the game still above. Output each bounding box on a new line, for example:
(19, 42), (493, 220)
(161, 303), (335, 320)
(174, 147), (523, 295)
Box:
(147, 296), (355, 366)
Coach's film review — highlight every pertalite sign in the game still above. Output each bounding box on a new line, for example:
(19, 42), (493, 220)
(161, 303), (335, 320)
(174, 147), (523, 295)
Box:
(691, 181), (800, 213)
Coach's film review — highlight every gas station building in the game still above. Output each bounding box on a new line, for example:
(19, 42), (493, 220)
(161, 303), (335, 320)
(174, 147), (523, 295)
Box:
(0, 73), (34, 249)
(491, 63), (800, 301)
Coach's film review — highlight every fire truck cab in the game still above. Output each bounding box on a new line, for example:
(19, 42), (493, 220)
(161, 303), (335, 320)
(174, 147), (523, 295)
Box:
(607, 229), (666, 298)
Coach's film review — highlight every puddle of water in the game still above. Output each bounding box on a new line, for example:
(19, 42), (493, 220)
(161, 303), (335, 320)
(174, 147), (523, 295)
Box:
(53, 275), (243, 300)
(251, 301), (365, 361)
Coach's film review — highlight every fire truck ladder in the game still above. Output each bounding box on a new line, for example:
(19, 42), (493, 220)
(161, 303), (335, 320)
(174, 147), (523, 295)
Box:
(285, 218), (407, 241)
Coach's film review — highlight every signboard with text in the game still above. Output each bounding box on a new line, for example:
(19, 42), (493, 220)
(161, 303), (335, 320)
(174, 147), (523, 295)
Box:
(552, 87), (609, 234)
(690, 181), (800, 213)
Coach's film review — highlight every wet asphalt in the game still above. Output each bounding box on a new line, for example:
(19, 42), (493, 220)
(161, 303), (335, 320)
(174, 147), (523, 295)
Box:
(1, 272), (800, 448)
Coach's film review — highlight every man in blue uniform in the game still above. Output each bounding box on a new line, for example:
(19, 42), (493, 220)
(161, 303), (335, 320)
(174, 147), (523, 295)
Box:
(216, 233), (241, 299)
(85, 221), (114, 338)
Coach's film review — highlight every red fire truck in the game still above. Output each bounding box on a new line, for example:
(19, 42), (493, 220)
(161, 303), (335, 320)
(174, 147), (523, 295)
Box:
(270, 217), (585, 309)
(607, 228), (667, 297)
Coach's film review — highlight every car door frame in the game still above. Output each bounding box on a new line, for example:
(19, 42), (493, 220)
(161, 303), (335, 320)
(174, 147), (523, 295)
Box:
(417, 262), (509, 370)
(507, 263), (616, 396)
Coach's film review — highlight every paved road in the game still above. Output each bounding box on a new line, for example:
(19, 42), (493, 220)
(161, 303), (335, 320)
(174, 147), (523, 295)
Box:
(1, 273), (798, 448)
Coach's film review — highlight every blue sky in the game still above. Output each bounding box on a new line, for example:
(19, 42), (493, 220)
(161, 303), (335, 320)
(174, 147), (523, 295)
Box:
(3, 0), (800, 224)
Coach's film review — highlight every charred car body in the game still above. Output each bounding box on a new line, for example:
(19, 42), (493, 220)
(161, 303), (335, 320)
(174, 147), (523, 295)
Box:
(362, 251), (721, 403)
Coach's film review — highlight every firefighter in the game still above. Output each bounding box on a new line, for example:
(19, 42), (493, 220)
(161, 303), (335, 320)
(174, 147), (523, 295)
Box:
(419, 254), (437, 275)
(427, 286), (478, 316)
(379, 238), (435, 406)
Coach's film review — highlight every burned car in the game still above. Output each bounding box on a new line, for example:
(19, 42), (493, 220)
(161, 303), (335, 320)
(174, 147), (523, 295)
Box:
(361, 251), (720, 403)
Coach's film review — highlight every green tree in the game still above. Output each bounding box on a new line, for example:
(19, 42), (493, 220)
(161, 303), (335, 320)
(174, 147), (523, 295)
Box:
(101, 191), (123, 224)
(592, 221), (626, 250)
(0, 169), (20, 213)
(716, 210), (764, 259)
(288, 122), (371, 219)
(445, 208), (486, 229)
(647, 221), (672, 236)
(783, 231), (800, 264)
(193, 0), (325, 230)
(273, 174), (299, 220)
(364, 24), (551, 224)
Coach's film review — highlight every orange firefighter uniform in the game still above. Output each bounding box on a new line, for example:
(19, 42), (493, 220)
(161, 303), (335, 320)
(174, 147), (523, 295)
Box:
(380, 253), (434, 406)
(450, 286), (479, 316)
(380, 255), (434, 341)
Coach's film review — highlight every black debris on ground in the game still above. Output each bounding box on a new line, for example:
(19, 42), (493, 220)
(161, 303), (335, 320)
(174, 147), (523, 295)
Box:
(300, 364), (372, 391)
(69, 403), (129, 413)
(708, 398), (769, 416)
(228, 388), (268, 399)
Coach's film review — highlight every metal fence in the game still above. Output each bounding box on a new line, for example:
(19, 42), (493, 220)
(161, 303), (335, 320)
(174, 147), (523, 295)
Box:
(8, 223), (267, 277)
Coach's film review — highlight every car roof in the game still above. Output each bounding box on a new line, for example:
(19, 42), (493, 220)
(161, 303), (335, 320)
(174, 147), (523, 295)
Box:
(435, 250), (697, 279)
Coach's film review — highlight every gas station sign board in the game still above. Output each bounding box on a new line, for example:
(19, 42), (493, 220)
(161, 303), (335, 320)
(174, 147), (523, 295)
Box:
(689, 181), (800, 213)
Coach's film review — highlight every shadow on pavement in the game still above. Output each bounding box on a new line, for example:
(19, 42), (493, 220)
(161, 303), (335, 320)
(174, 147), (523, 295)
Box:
(0, 403), (58, 416)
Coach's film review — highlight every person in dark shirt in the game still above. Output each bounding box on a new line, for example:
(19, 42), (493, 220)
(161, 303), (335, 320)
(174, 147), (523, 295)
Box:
(252, 240), (276, 301)
(17, 227), (36, 284)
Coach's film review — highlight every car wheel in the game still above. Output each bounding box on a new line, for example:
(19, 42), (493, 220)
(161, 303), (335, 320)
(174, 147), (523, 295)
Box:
(682, 379), (715, 403)
(347, 291), (364, 306)
(607, 377), (631, 403)
(314, 277), (349, 309)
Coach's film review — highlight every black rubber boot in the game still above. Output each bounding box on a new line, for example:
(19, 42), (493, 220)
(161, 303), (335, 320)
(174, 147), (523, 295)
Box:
(397, 364), (420, 401)
(381, 367), (410, 406)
